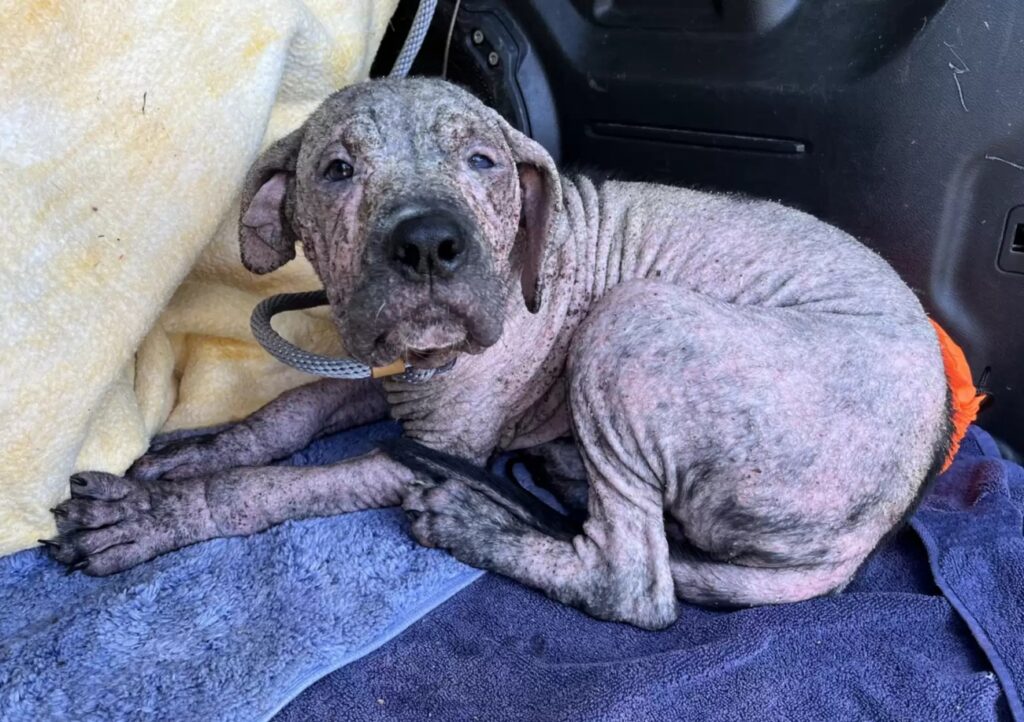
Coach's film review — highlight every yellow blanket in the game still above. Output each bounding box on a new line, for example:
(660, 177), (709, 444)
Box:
(0, 0), (398, 556)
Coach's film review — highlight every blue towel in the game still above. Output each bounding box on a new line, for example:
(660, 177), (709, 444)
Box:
(277, 426), (1024, 722)
(0, 421), (483, 722)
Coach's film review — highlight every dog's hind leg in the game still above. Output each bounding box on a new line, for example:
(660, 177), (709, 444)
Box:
(565, 278), (948, 608)
(402, 460), (679, 629)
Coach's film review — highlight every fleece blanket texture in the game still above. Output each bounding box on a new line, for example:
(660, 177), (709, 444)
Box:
(278, 426), (1024, 722)
(0, 421), (483, 722)
(0, 0), (397, 557)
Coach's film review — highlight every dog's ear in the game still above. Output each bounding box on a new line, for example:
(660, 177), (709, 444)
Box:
(501, 121), (563, 313)
(238, 127), (305, 274)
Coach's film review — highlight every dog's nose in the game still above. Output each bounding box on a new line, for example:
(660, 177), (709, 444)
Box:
(387, 212), (468, 280)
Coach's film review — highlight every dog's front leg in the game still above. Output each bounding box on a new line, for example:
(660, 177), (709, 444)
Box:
(129, 378), (388, 481)
(46, 450), (414, 575)
(403, 467), (677, 630)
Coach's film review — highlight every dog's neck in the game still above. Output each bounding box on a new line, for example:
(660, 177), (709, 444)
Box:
(384, 175), (624, 459)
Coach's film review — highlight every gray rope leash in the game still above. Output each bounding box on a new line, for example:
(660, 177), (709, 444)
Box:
(390, 0), (438, 78)
(251, 291), (376, 379)
(250, 291), (452, 383)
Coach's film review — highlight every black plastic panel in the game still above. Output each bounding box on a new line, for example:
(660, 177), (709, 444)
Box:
(588, 0), (801, 33)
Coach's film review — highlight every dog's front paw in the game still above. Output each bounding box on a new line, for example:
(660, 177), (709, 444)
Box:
(402, 479), (524, 567)
(42, 471), (216, 576)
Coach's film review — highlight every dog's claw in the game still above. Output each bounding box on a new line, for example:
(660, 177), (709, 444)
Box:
(50, 507), (66, 518)
(38, 539), (59, 549)
(70, 475), (87, 487)
(65, 560), (88, 575)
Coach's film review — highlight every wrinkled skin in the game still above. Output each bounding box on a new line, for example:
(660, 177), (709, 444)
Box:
(47, 79), (950, 629)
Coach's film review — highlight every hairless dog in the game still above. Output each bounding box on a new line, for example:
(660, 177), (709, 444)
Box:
(47, 78), (950, 629)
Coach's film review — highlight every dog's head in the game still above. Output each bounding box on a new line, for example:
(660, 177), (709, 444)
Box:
(239, 78), (562, 369)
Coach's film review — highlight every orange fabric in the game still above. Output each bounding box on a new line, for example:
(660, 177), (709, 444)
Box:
(930, 320), (986, 472)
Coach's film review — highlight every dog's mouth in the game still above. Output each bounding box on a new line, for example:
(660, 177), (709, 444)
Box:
(347, 303), (503, 369)
(385, 312), (498, 366)
(340, 260), (508, 369)
(404, 346), (460, 369)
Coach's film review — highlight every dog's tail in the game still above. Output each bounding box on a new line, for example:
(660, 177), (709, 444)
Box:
(378, 437), (580, 541)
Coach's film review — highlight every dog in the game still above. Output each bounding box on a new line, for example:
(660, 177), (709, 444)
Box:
(47, 78), (950, 630)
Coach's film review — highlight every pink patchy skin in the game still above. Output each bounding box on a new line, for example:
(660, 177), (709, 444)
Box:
(48, 80), (949, 630)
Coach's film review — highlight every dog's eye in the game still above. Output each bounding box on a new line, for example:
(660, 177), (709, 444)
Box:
(324, 159), (354, 182)
(468, 153), (495, 170)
